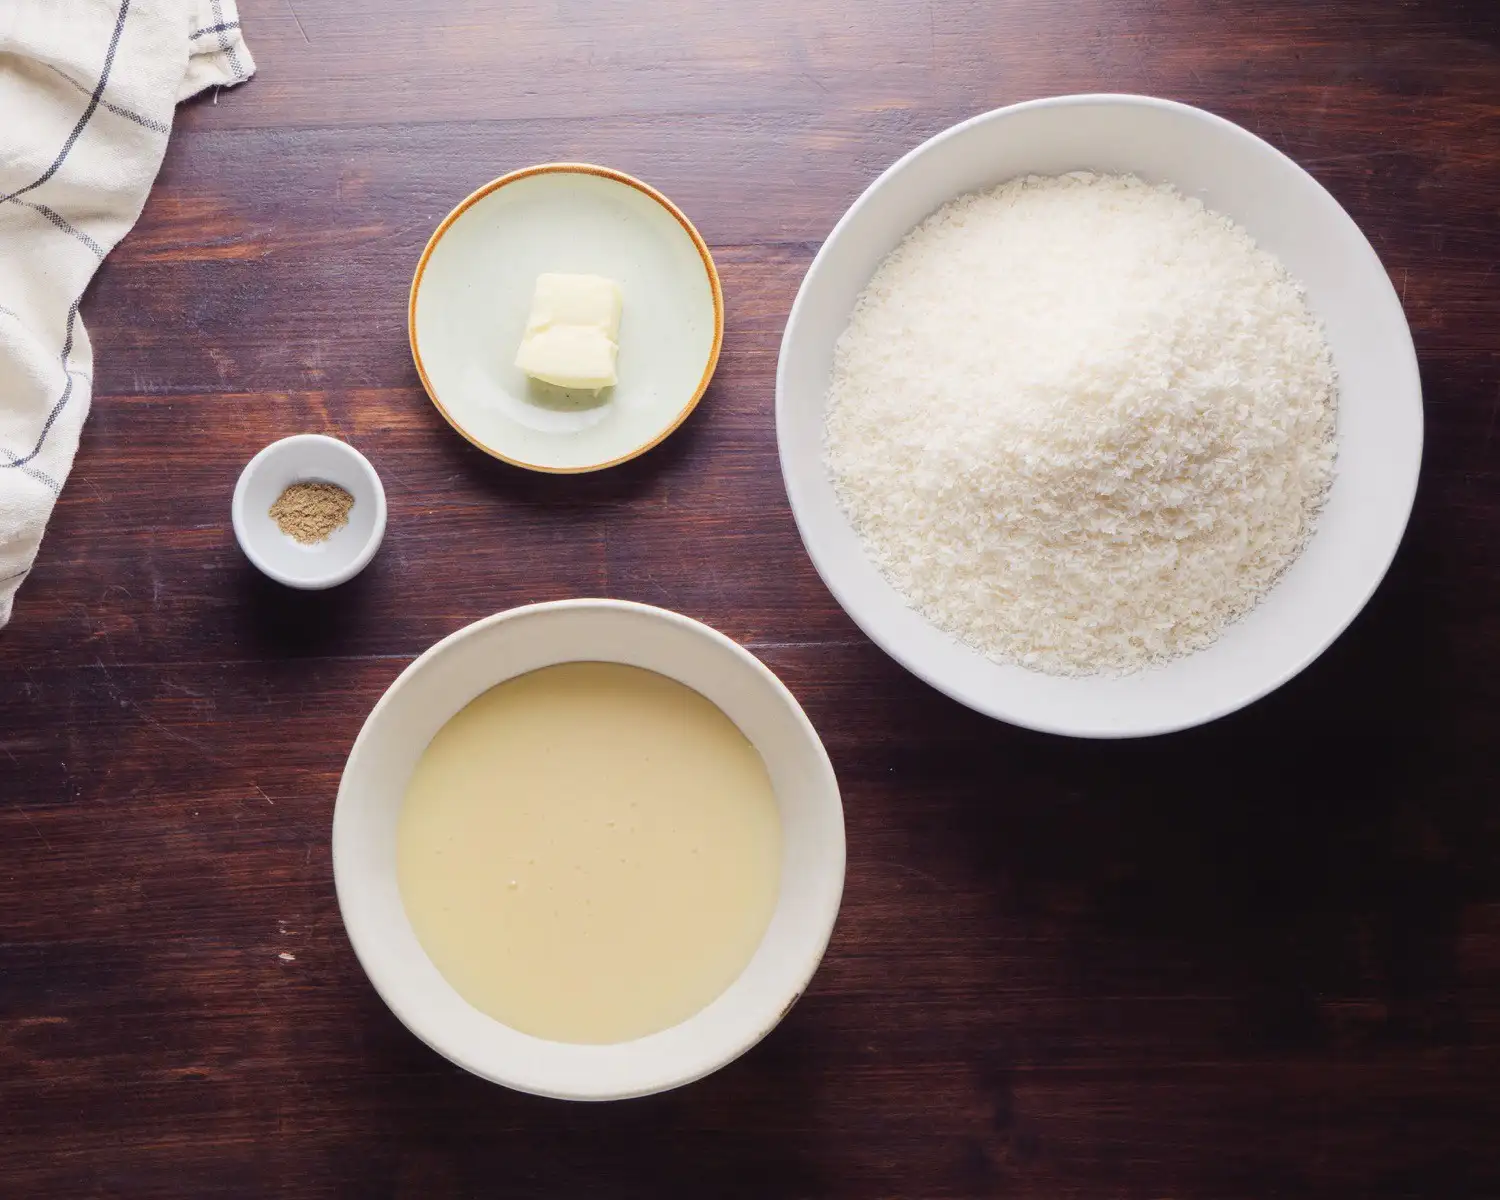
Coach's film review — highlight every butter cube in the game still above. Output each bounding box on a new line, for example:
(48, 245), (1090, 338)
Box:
(514, 273), (622, 390)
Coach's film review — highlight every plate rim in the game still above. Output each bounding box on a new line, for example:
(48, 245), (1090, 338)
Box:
(408, 162), (725, 474)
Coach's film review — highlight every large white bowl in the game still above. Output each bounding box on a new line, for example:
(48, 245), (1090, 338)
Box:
(332, 600), (845, 1100)
(777, 94), (1422, 739)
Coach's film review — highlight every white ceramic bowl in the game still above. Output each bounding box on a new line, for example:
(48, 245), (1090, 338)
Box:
(410, 164), (724, 473)
(332, 600), (845, 1100)
(231, 434), (387, 590)
(777, 94), (1423, 739)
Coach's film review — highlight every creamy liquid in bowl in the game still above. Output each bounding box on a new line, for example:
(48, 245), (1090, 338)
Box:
(396, 661), (782, 1044)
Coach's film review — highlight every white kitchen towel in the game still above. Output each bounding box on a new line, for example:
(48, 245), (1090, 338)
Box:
(0, 0), (253, 627)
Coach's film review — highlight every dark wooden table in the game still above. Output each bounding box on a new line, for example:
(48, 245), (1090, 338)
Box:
(3, 1), (1498, 1196)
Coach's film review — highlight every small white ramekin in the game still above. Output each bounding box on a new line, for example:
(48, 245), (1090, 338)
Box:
(232, 434), (387, 590)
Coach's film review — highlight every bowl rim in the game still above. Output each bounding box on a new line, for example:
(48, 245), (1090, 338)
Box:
(230, 433), (388, 590)
(776, 92), (1423, 739)
(332, 598), (846, 1100)
(408, 162), (726, 475)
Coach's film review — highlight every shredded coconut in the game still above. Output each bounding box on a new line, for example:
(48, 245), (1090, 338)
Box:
(824, 172), (1337, 675)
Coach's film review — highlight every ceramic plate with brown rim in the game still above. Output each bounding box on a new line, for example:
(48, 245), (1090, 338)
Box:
(409, 164), (724, 473)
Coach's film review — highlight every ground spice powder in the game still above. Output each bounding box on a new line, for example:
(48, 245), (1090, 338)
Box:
(269, 481), (355, 544)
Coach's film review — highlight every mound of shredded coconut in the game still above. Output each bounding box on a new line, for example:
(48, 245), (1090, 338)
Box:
(824, 172), (1337, 675)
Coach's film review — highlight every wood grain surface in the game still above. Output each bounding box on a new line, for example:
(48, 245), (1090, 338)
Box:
(3, 1), (1499, 1196)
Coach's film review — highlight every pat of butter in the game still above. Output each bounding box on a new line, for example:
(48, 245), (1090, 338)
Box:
(514, 273), (622, 391)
